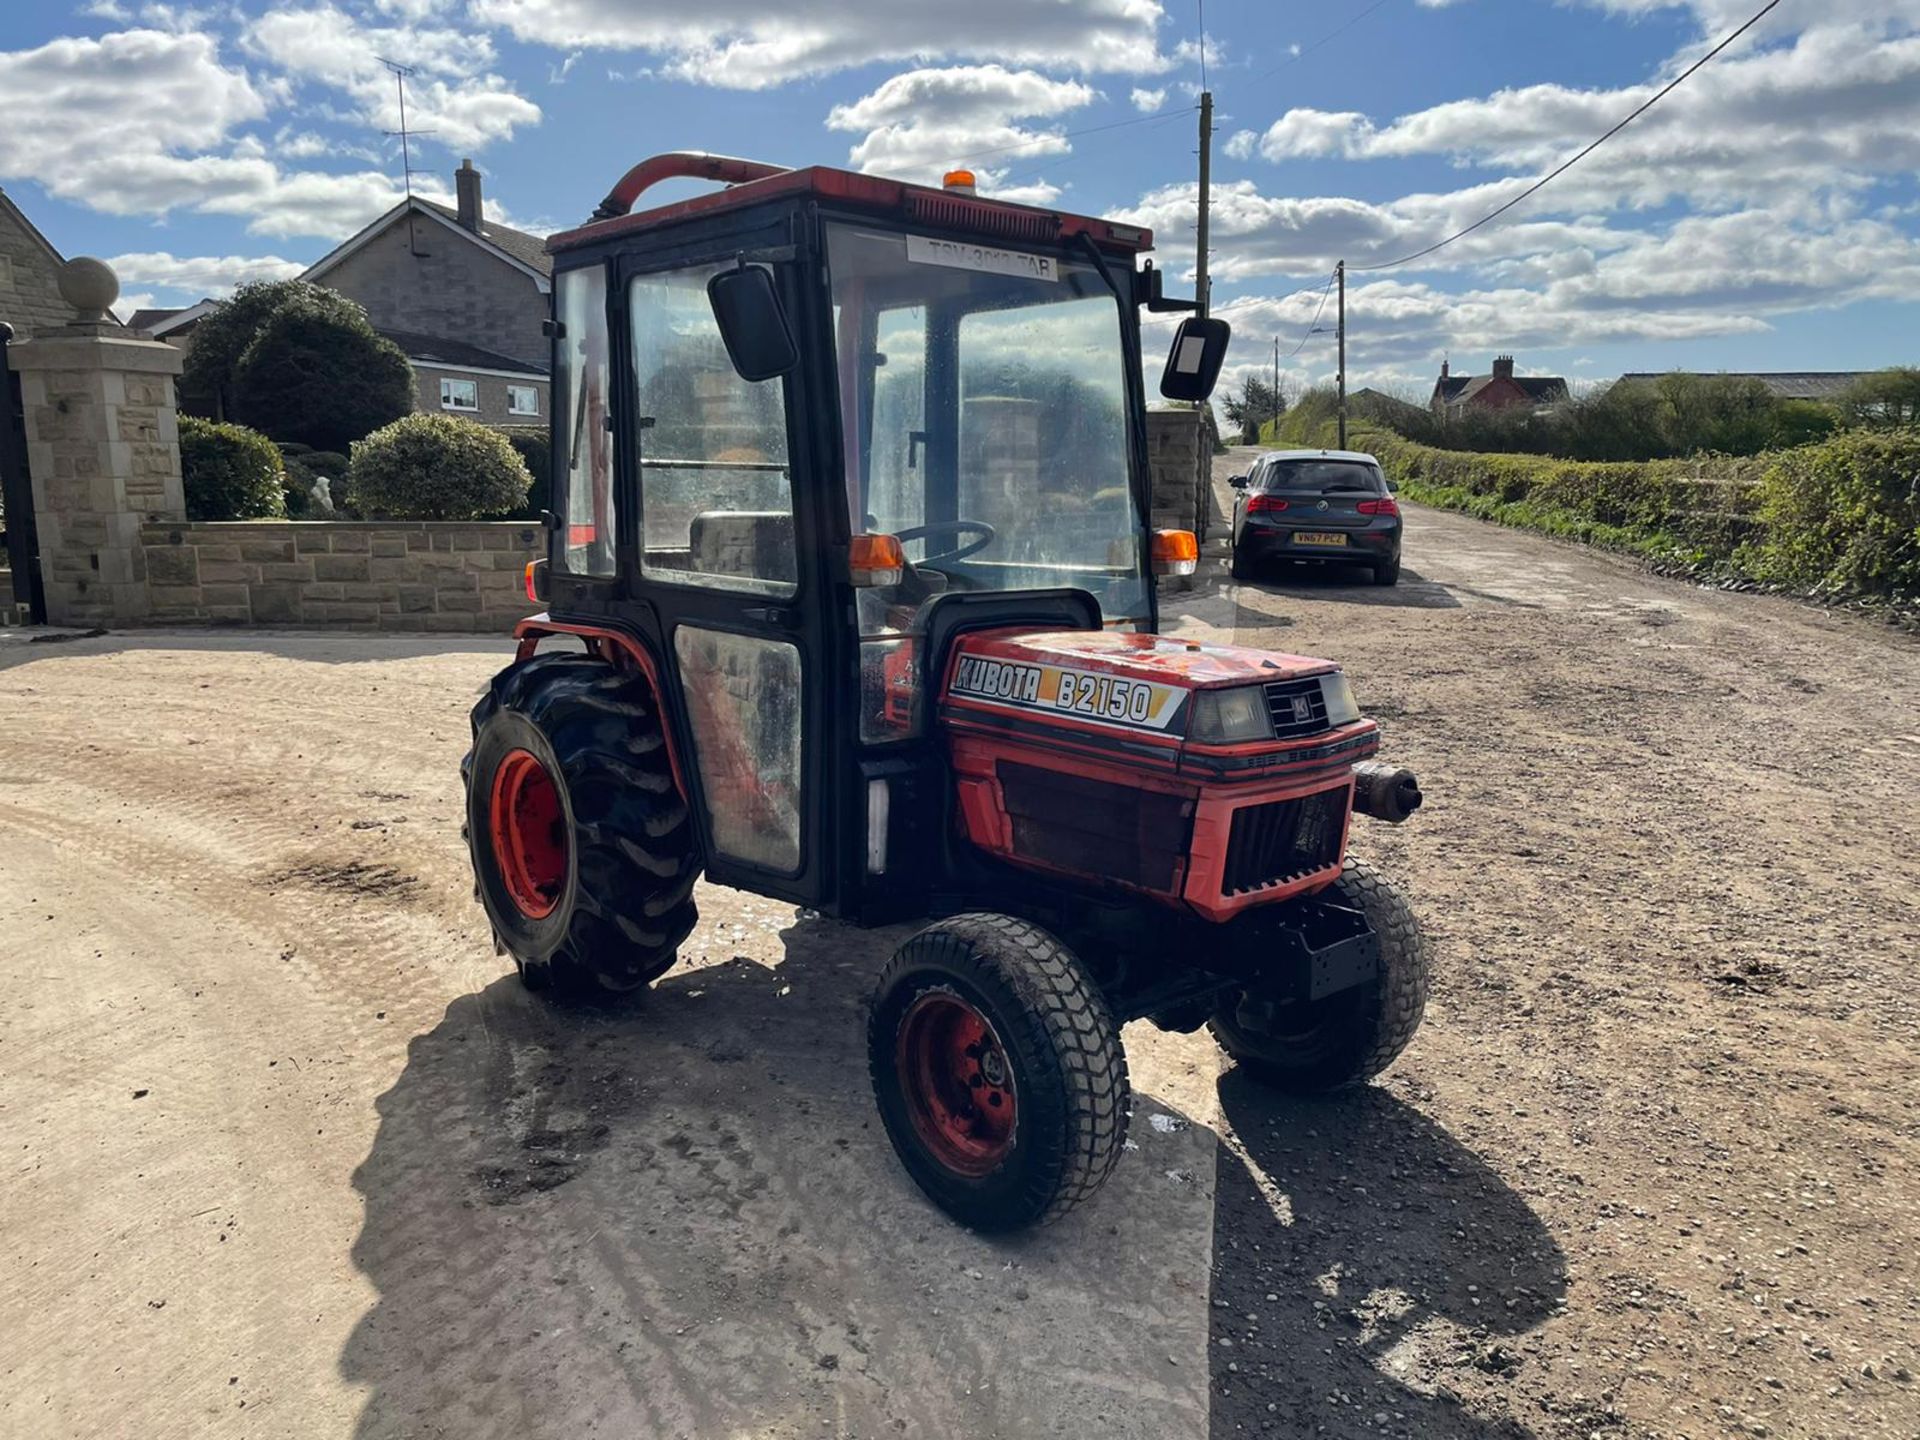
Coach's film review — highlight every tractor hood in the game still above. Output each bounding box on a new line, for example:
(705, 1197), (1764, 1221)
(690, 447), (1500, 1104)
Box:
(954, 630), (1337, 692)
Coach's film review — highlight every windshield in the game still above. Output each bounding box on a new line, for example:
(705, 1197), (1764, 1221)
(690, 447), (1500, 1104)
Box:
(1262, 459), (1384, 494)
(826, 223), (1147, 628)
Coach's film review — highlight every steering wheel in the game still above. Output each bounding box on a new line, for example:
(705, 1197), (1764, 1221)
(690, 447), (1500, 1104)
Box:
(892, 519), (997, 566)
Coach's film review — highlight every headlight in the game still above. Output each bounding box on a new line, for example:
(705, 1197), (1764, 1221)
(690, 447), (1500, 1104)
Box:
(1187, 687), (1272, 744)
(1320, 671), (1361, 726)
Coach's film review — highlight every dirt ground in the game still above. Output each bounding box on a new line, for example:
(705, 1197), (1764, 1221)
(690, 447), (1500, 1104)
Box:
(2, 455), (1916, 1439)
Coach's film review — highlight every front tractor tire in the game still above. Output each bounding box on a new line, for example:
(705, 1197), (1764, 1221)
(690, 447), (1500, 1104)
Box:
(463, 653), (700, 998)
(868, 915), (1130, 1232)
(1209, 857), (1429, 1093)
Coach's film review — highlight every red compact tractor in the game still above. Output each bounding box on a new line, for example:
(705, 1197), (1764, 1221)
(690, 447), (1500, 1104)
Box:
(463, 155), (1430, 1231)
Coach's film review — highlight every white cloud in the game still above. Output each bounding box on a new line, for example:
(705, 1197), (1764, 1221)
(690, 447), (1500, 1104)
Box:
(469, 0), (1170, 88)
(240, 5), (541, 151)
(104, 250), (307, 298)
(1130, 86), (1166, 111)
(827, 66), (1097, 206)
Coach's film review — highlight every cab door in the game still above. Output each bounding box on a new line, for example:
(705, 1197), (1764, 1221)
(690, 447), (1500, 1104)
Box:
(612, 249), (831, 907)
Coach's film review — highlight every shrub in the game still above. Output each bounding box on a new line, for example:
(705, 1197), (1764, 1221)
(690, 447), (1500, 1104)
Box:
(181, 280), (377, 423)
(499, 424), (551, 519)
(1834, 367), (1920, 430)
(281, 448), (350, 517)
(178, 416), (286, 521)
(231, 293), (415, 451)
(1750, 430), (1920, 600)
(347, 413), (532, 520)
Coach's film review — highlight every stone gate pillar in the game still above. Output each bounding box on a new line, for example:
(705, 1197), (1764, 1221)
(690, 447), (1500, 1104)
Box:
(7, 258), (185, 626)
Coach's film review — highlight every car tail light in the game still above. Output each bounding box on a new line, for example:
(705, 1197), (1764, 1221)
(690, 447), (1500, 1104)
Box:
(1246, 494), (1288, 514)
(1357, 497), (1399, 517)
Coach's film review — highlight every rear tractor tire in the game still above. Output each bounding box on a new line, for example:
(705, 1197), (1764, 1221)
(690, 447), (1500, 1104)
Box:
(868, 914), (1130, 1232)
(1209, 857), (1428, 1093)
(462, 652), (700, 998)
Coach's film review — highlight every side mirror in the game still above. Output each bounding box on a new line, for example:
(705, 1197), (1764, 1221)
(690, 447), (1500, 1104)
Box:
(1228, 474), (1249, 489)
(1159, 316), (1230, 402)
(1385, 477), (1399, 493)
(708, 264), (797, 382)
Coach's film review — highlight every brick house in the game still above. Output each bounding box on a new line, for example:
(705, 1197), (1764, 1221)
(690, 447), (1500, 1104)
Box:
(302, 160), (550, 427)
(0, 185), (94, 339)
(1430, 355), (1569, 415)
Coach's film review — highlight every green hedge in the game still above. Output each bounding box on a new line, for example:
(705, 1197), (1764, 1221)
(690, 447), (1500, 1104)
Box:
(179, 416), (286, 521)
(499, 424), (550, 520)
(1748, 430), (1920, 602)
(346, 413), (532, 520)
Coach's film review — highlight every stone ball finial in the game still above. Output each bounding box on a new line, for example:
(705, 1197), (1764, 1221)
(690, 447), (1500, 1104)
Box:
(59, 257), (120, 323)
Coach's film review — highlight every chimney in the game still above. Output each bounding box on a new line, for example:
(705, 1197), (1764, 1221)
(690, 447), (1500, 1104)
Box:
(1492, 355), (1515, 380)
(1439, 359), (1450, 380)
(455, 159), (483, 231)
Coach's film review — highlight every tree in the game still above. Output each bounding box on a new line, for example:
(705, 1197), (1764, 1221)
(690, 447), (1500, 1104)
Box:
(181, 281), (374, 423)
(230, 293), (415, 451)
(347, 413), (532, 520)
(1835, 367), (1920, 429)
(1221, 375), (1287, 443)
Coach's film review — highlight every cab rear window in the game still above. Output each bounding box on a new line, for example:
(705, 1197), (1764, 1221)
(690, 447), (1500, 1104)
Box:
(1261, 460), (1383, 494)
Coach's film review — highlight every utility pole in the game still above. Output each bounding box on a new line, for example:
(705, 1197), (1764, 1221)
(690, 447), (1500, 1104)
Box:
(1195, 90), (1213, 318)
(1271, 335), (1280, 440)
(1336, 260), (1348, 449)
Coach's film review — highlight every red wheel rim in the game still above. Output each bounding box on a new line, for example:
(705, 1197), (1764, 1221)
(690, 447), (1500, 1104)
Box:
(895, 992), (1018, 1177)
(488, 748), (567, 919)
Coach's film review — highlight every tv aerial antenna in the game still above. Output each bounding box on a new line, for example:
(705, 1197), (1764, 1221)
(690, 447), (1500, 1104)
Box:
(378, 56), (438, 256)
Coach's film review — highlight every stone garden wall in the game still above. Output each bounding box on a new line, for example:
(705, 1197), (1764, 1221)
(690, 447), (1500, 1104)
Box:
(139, 520), (541, 631)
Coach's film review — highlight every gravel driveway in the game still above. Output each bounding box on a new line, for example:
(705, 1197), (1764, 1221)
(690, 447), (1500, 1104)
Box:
(2, 460), (1915, 1439)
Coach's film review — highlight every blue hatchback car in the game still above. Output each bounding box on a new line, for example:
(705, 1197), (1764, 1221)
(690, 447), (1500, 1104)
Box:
(1229, 449), (1403, 586)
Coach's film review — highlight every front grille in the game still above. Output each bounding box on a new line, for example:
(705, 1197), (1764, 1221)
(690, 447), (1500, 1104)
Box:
(999, 761), (1192, 893)
(1264, 677), (1330, 740)
(1221, 787), (1348, 895)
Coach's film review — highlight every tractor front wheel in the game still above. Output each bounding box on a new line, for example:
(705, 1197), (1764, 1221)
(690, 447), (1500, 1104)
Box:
(868, 914), (1129, 1231)
(463, 652), (700, 997)
(1209, 857), (1428, 1092)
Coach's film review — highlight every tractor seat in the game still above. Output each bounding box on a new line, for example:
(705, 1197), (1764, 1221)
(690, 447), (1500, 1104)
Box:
(689, 511), (797, 586)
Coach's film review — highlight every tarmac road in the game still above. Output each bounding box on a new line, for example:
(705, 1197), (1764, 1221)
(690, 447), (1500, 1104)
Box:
(3, 464), (1917, 1438)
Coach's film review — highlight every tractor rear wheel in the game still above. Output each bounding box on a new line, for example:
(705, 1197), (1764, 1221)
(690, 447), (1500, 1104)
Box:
(462, 652), (700, 997)
(868, 914), (1129, 1231)
(1209, 857), (1428, 1092)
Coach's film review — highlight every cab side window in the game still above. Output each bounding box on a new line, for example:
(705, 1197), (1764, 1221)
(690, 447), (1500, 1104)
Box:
(556, 266), (615, 577)
(629, 264), (798, 598)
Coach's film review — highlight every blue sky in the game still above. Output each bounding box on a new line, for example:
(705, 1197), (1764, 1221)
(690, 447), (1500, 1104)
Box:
(3, 0), (1916, 398)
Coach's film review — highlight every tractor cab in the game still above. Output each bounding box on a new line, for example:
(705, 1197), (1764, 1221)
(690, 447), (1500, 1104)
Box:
(469, 155), (1426, 1234)
(530, 155), (1227, 921)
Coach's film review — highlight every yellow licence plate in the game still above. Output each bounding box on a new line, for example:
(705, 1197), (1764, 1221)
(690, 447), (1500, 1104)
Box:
(1293, 531), (1348, 546)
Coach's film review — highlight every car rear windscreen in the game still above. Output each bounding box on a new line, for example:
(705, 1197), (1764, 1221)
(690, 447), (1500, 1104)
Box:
(1263, 460), (1383, 494)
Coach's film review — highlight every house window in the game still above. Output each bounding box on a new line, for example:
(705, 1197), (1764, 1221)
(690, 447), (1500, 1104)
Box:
(507, 384), (539, 417)
(440, 377), (478, 411)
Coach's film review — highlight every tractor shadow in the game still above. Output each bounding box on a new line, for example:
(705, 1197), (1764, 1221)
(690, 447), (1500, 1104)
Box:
(1207, 1074), (1566, 1439)
(339, 912), (1221, 1439)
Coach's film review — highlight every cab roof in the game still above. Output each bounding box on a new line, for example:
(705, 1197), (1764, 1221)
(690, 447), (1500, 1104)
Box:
(548, 163), (1155, 260)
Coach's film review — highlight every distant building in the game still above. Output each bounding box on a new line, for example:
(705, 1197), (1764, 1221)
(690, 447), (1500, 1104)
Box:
(125, 299), (218, 344)
(1615, 371), (1867, 402)
(1430, 356), (1569, 416)
(301, 159), (550, 427)
(0, 185), (103, 339)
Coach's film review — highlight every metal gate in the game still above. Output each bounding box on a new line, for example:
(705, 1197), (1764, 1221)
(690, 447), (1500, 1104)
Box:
(0, 322), (46, 625)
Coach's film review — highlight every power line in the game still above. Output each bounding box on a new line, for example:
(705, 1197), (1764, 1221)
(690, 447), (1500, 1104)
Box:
(953, 104), (1199, 173)
(991, 107), (1193, 189)
(1285, 271), (1338, 357)
(1238, 0), (1397, 93)
(1350, 0), (1785, 273)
